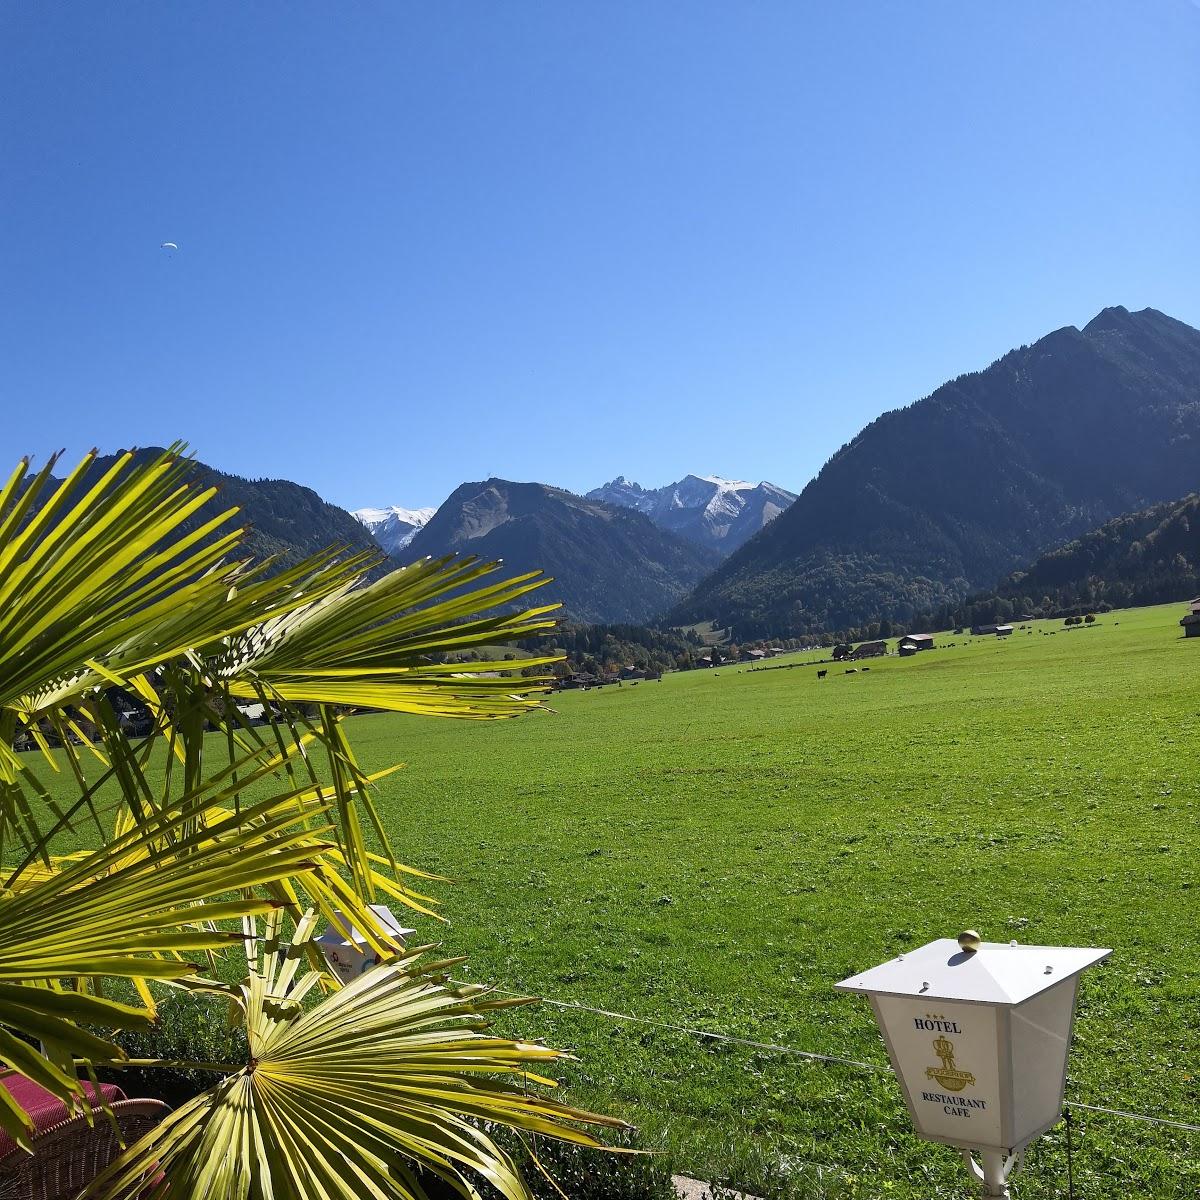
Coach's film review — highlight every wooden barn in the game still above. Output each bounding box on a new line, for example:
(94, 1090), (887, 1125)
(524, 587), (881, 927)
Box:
(1181, 597), (1200, 637)
(898, 633), (935, 653)
(849, 640), (887, 660)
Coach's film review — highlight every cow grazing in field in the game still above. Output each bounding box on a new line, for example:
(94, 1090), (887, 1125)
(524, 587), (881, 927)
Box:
(845, 668), (858, 674)
(862, 667), (870, 672)
(817, 670), (827, 680)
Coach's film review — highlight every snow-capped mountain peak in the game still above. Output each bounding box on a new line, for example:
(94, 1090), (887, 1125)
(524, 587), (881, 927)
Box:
(352, 504), (437, 555)
(355, 504), (436, 527)
(695, 474), (753, 490)
(585, 473), (797, 555)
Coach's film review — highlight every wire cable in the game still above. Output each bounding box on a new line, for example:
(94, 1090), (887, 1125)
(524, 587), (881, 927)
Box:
(499, 989), (892, 1074)
(492, 986), (1200, 1135)
(1066, 1101), (1200, 1135)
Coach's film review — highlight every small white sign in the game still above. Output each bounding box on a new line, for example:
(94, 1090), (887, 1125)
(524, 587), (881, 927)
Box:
(316, 905), (416, 984)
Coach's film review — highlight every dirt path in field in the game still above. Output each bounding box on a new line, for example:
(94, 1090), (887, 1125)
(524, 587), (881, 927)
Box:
(673, 1175), (759, 1200)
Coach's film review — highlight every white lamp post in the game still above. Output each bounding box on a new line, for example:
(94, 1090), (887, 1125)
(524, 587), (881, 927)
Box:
(316, 904), (416, 984)
(836, 932), (1110, 1198)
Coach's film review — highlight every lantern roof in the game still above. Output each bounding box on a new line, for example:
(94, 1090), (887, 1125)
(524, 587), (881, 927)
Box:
(835, 938), (1111, 1006)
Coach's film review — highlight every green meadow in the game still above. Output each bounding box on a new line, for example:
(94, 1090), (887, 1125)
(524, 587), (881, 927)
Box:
(345, 602), (1199, 1199)
(35, 602), (1200, 1196)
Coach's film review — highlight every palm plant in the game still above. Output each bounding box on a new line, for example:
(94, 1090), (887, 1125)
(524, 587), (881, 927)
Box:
(0, 446), (624, 1198)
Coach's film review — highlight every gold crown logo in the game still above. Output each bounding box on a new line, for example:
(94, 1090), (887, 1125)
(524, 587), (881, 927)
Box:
(925, 1035), (976, 1093)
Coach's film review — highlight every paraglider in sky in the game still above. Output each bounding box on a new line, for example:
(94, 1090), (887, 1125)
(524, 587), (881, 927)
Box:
(160, 242), (179, 251)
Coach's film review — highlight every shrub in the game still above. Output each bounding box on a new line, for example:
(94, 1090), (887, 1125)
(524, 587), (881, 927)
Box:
(101, 991), (247, 1109)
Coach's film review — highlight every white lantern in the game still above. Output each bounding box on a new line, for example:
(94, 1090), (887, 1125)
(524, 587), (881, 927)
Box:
(316, 904), (416, 985)
(836, 933), (1109, 1197)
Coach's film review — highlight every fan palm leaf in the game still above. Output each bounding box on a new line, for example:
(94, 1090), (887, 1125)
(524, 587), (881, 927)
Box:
(0, 447), (559, 896)
(0, 785), (339, 1150)
(0, 446), (372, 862)
(213, 552), (562, 717)
(84, 913), (628, 1200)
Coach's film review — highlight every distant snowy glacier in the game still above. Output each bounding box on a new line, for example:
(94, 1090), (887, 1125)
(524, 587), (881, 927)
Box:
(352, 505), (437, 555)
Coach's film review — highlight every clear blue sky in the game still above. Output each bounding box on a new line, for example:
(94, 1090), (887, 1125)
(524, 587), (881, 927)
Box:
(3, 3), (1198, 511)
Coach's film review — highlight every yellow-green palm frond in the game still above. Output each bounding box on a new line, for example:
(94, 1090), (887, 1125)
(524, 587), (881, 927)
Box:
(0, 443), (621, 1191)
(0, 445), (243, 716)
(72, 679), (441, 931)
(215, 553), (563, 718)
(84, 912), (628, 1200)
(0, 443), (392, 723)
(0, 445), (338, 853)
(5, 715), (437, 965)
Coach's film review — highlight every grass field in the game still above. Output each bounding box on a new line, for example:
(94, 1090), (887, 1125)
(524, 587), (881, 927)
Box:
(34, 602), (1200, 1197)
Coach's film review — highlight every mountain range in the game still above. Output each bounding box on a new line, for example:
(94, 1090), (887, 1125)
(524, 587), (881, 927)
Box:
(670, 306), (1200, 636)
(353, 472), (796, 561)
(403, 479), (718, 625)
(348, 472), (796, 622)
(23, 304), (1200, 638)
(585, 475), (796, 554)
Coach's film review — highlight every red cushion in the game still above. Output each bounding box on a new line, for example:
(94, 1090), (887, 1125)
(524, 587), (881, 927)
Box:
(0, 1072), (127, 1159)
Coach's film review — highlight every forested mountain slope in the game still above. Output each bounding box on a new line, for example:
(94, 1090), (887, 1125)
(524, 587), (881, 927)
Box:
(187, 461), (383, 565)
(670, 306), (1200, 637)
(24, 448), (383, 569)
(922, 492), (1200, 628)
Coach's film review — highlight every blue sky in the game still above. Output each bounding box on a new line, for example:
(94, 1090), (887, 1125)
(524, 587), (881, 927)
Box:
(3, 3), (1198, 510)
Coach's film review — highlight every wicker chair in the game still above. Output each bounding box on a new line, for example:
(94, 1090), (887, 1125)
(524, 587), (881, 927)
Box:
(0, 1096), (169, 1200)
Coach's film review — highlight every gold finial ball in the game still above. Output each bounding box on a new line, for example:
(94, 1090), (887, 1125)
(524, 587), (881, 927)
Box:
(958, 930), (982, 953)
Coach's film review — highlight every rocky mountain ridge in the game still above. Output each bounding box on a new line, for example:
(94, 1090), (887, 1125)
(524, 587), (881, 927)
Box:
(586, 473), (796, 554)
